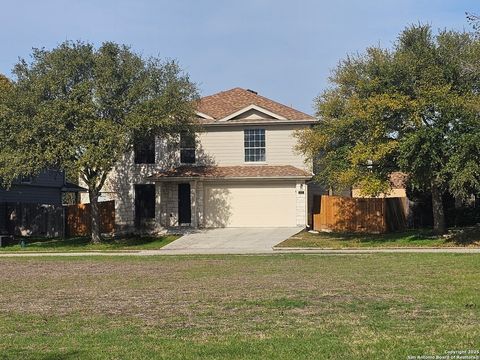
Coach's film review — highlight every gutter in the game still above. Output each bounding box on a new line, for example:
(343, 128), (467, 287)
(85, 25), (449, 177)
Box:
(148, 175), (313, 182)
(201, 119), (317, 127)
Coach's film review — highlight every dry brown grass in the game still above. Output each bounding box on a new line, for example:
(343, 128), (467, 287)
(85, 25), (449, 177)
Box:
(0, 254), (479, 359)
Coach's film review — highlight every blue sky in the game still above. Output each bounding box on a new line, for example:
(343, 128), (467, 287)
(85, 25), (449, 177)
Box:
(0, 0), (476, 114)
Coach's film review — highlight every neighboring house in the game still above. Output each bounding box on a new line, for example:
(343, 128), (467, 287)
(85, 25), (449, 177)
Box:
(0, 170), (84, 205)
(0, 170), (85, 236)
(351, 172), (408, 198)
(82, 87), (319, 232)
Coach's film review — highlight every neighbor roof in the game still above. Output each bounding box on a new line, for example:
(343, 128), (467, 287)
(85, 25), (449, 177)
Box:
(197, 88), (314, 121)
(149, 165), (312, 180)
(389, 172), (408, 189)
(61, 182), (87, 192)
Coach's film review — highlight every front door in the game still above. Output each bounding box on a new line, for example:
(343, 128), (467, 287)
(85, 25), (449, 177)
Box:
(178, 183), (191, 225)
(134, 184), (155, 228)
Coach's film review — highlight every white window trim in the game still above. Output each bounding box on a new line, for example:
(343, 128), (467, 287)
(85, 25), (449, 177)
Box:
(244, 128), (266, 163)
(220, 105), (286, 121)
(196, 111), (214, 120)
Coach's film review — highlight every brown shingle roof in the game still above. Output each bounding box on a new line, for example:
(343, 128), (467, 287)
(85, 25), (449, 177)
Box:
(197, 88), (314, 121)
(149, 165), (312, 180)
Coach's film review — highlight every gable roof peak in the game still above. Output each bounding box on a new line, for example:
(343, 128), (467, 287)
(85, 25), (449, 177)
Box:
(197, 87), (314, 121)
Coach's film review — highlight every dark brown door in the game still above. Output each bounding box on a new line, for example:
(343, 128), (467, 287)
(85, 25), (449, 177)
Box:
(135, 184), (155, 228)
(178, 183), (191, 224)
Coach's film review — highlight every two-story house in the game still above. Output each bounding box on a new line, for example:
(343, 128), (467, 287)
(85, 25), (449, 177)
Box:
(86, 88), (317, 232)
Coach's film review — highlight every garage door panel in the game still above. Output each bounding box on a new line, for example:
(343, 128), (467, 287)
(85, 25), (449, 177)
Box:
(204, 182), (297, 227)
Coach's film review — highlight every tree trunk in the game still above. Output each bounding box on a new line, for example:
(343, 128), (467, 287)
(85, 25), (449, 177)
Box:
(89, 188), (102, 244)
(431, 182), (446, 235)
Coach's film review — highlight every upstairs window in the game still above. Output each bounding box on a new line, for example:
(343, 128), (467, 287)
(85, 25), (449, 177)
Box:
(134, 135), (155, 164)
(244, 129), (265, 162)
(180, 132), (196, 164)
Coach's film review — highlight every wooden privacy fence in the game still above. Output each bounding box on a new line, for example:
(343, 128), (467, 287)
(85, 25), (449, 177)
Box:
(65, 201), (115, 236)
(313, 195), (407, 233)
(1, 202), (64, 237)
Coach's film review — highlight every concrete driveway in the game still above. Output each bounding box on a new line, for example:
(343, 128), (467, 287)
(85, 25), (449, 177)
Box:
(159, 227), (303, 254)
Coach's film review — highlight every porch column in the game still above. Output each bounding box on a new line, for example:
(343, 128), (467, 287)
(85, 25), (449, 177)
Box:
(296, 181), (307, 227)
(190, 180), (197, 228)
(155, 182), (163, 231)
(197, 182), (204, 228)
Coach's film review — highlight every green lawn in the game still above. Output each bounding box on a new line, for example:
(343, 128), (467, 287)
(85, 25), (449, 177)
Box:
(0, 234), (179, 251)
(0, 254), (479, 359)
(277, 227), (480, 248)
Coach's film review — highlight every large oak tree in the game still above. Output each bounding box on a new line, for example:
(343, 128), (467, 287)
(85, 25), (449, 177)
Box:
(0, 41), (199, 242)
(297, 25), (480, 234)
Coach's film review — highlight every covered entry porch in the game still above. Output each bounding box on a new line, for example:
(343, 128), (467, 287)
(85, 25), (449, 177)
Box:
(153, 180), (203, 229)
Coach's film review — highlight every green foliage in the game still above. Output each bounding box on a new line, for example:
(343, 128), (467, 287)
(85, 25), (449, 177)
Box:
(0, 41), (199, 241)
(0, 74), (28, 185)
(0, 74), (12, 140)
(277, 228), (480, 248)
(0, 235), (179, 252)
(297, 25), (480, 201)
(1, 255), (480, 359)
(0, 41), (199, 191)
(0, 74), (11, 93)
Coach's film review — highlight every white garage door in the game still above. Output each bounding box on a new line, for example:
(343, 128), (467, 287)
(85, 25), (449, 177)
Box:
(204, 182), (297, 227)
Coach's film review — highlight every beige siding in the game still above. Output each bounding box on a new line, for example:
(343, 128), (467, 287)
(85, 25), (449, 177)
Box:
(197, 127), (244, 165)
(198, 124), (311, 171)
(266, 125), (309, 170)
